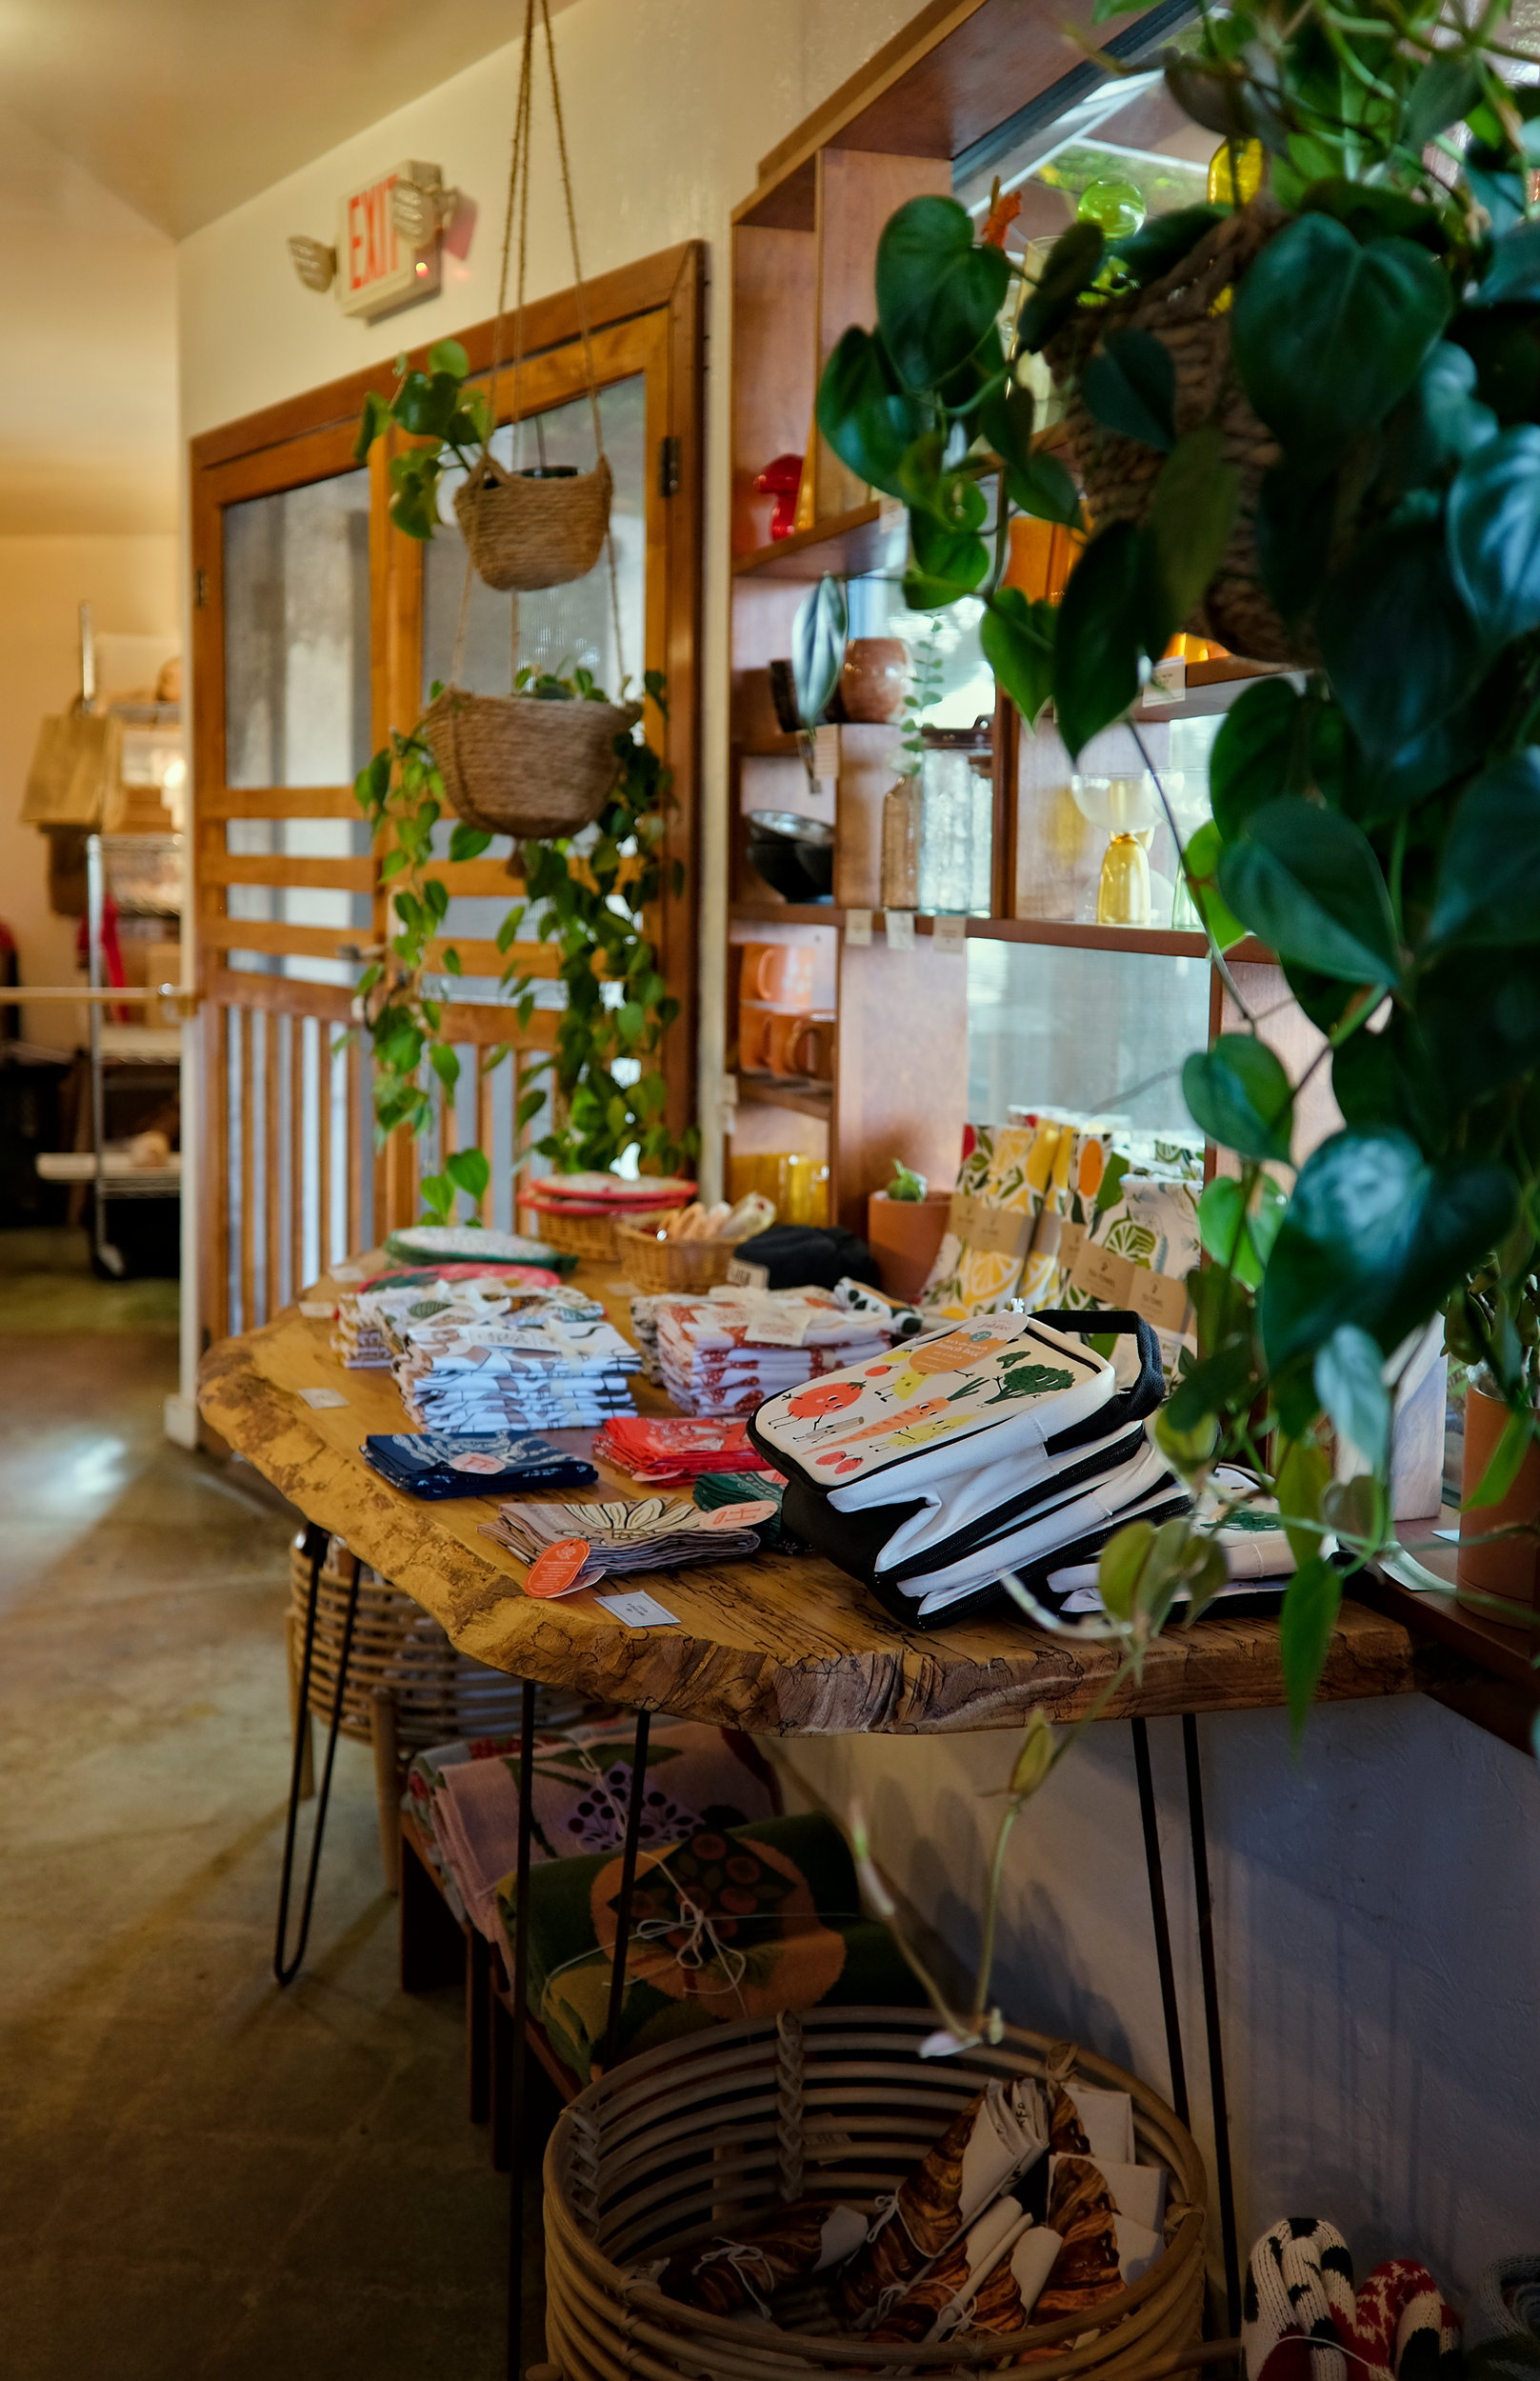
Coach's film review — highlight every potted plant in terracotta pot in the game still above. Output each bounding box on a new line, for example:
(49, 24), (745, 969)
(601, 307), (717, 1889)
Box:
(818, 0), (1540, 1720)
(867, 1159), (952, 1304)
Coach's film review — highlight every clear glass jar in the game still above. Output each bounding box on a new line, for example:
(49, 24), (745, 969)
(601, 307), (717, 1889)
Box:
(880, 775), (923, 909)
(917, 721), (993, 913)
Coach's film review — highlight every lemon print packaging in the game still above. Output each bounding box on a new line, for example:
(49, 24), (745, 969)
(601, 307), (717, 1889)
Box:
(1019, 1120), (1116, 1310)
(918, 1126), (994, 1312)
(937, 1120), (1062, 1318)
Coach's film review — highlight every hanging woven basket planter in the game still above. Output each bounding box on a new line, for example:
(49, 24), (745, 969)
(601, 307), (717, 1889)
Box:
(453, 452), (613, 593)
(1046, 196), (1307, 667)
(421, 683), (641, 840)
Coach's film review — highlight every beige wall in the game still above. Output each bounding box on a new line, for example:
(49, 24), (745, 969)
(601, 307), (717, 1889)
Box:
(0, 534), (179, 1050)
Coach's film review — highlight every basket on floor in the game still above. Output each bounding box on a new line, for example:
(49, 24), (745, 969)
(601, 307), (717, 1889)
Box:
(287, 1532), (580, 1751)
(453, 454), (613, 592)
(544, 2004), (1208, 2379)
(1046, 196), (1298, 666)
(521, 1200), (681, 1263)
(614, 1215), (735, 1294)
(421, 684), (641, 840)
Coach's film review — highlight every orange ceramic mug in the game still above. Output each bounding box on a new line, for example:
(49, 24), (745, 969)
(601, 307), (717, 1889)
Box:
(739, 1001), (777, 1071)
(766, 1009), (835, 1078)
(740, 941), (816, 1007)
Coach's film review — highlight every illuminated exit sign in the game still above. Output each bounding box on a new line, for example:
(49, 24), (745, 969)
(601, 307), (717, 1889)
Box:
(337, 162), (442, 320)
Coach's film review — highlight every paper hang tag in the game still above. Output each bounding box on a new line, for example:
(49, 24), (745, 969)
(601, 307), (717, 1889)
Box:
(877, 494), (908, 535)
(949, 1191), (981, 1241)
(1033, 1212), (1064, 1257)
(298, 1384), (349, 1410)
(726, 1256), (770, 1291)
(885, 908), (916, 952)
(330, 1264), (366, 1284)
(968, 1205), (1034, 1260)
(1068, 1239), (1134, 1307)
(845, 908), (873, 948)
(298, 1301), (335, 1319)
(1128, 1264), (1192, 1335)
(748, 1305), (812, 1348)
(811, 725), (840, 781)
(933, 912), (968, 954)
(1057, 1220), (1088, 1276)
(596, 1589), (680, 1627)
(718, 1072), (739, 1114)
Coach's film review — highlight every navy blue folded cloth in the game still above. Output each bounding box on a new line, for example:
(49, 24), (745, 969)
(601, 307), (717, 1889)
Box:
(362, 1431), (598, 1500)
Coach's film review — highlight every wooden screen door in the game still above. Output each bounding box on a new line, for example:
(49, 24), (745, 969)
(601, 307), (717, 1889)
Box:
(190, 244), (702, 1343)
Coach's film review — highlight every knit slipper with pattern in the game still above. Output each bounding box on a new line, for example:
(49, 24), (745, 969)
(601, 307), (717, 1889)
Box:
(1349, 2259), (1460, 2381)
(1243, 2218), (1357, 2381)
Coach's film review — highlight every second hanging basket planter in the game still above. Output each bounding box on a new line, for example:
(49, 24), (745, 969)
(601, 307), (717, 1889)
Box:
(1046, 195), (1304, 667)
(453, 452), (613, 592)
(421, 684), (641, 839)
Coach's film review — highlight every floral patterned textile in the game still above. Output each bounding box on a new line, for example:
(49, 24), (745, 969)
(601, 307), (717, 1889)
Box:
(403, 1716), (779, 1937)
(495, 1810), (924, 2080)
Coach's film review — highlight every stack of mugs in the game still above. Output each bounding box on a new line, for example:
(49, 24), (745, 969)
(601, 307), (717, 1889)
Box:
(737, 941), (834, 1088)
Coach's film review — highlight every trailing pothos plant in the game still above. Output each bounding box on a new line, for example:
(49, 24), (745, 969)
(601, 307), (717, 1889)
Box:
(349, 668), (692, 1221)
(354, 337), (490, 540)
(819, 0), (1540, 1733)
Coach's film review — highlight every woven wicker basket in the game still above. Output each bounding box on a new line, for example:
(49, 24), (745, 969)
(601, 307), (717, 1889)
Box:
(522, 1199), (681, 1263)
(544, 2005), (1208, 2379)
(614, 1216), (735, 1295)
(287, 1532), (581, 1751)
(421, 685), (642, 840)
(453, 453), (613, 592)
(1047, 197), (1300, 667)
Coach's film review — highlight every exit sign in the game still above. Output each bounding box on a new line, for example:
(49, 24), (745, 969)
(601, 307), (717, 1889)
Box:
(337, 162), (441, 320)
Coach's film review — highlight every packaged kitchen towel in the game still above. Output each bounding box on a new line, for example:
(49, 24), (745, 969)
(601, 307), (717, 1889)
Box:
(751, 1308), (1179, 1629)
(363, 1430), (597, 1499)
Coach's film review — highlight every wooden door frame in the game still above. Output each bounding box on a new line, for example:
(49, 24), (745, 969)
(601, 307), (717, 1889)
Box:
(189, 240), (704, 1339)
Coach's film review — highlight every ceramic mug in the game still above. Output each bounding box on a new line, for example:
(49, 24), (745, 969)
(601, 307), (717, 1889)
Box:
(738, 1001), (776, 1072)
(740, 941), (816, 1006)
(766, 1010), (835, 1080)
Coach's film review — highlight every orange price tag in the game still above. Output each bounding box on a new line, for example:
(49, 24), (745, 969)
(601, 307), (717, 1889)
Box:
(526, 1538), (593, 1598)
(701, 1500), (777, 1530)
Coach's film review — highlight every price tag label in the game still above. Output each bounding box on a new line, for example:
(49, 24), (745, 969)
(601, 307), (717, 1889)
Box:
(718, 1072), (739, 1114)
(845, 908), (873, 948)
(726, 1256), (770, 1290)
(1068, 1240), (1134, 1306)
(595, 1589), (681, 1628)
(1128, 1265), (1192, 1334)
(885, 909), (916, 952)
(969, 1206), (1032, 1259)
(933, 913), (968, 954)
(298, 1301), (335, 1319)
(877, 495), (908, 535)
(1057, 1220), (1088, 1276)
(330, 1264), (366, 1284)
(298, 1384), (349, 1410)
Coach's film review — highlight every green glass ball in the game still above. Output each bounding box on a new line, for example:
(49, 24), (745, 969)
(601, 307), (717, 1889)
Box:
(1076, 176), (1147, 240)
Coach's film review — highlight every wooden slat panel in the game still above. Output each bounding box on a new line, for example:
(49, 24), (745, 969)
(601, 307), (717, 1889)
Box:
(202, 918), (361, 961)
(346, 1038), (362, 1256)
(264, 1007), (281, 1323)
(317, 1022), (333, 1273)
(205, 967), (352, 1022)
(424, 859), (523, 897)
(427, 938), (566, 980)
(438, 1003), (559, 1050)
(201, 786), (362, 819)
(206, 854), (375, 890)
(289, 1013), (305, 1306)
(238, 1009), (255, 1338)
(206, 1003), (230, 1344)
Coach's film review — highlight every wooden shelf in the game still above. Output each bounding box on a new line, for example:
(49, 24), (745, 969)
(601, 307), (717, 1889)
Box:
(735, 1072), (832, 1121)
(732, 502), (905, 581)
(730, 902), (1270, 965)
(1362, 1531), (1540, 1756)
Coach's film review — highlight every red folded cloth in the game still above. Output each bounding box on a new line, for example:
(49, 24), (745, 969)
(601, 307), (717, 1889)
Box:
(594, 1415), (774, 1482)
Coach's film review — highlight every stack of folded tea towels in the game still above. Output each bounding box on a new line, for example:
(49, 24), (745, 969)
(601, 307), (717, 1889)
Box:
(341, 1274), (640, 1433)
(332, 1261), (561, 1369)
(646, 1286), (895, 1418)
(750, 1306), (1294, 1629)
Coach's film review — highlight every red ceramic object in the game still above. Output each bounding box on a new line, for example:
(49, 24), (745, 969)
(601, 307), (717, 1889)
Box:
(753, 452), (804, 541)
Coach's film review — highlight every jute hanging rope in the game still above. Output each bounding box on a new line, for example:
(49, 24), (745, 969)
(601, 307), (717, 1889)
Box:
(425, 0), (638, 838)
(453, 0), (618, 597)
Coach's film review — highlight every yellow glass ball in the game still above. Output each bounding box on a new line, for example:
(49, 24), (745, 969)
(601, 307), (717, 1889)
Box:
(1208, 139), (1265, 207)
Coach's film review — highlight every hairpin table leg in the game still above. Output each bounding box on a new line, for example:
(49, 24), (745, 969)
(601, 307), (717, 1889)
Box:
(601, 1705), (652, 2074)
(1130, 1717), (1190, 2127)
(1181, 1713), (1242, 2333)
(273, 1530), (360, 1988)
(508, 1677), (538, 2381)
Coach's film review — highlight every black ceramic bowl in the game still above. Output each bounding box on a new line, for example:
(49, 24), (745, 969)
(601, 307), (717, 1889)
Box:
(746, 810), (834, 905)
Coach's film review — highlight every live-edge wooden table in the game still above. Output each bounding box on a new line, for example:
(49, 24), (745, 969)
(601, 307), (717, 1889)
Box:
(199, 1259), (1422, 2374)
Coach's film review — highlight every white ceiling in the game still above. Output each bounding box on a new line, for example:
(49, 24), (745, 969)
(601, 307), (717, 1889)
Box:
(0, 0), (571, 238)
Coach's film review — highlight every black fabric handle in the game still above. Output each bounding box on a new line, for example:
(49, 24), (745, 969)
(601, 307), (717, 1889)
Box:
(1032, 1309), (1166, 1450)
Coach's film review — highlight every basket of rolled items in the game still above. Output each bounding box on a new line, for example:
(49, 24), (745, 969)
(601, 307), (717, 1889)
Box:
(543, 2002), (1208, 2379)
(615, 1191), (776, 1294)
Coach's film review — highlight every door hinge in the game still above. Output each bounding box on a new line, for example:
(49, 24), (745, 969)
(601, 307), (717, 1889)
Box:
(193, 569), (210, 609)
(659, 435), (682, 499)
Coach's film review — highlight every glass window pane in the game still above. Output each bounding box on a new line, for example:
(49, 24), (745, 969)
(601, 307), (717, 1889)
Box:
(967, 939), (1210, 1135)
(224, 470), (372, 788)
(423, 374), (647, 702)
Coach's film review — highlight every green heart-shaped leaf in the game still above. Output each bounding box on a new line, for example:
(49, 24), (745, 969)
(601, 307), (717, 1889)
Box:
(1017, 221), (1104, 352)
(1217, 798), (1399, 984)
(816, 327), (923, 500)
(1259, 1128), (1516, 1368)
(1279, 1554), (1343, 1742)
(1209, 679), (1308, 839)
(1080, 330), (1177, 450)
(1469, 217), (1540, 309)
(1183, 1033), (1294, 1163)
(875, 196), (1010, 390)
(1232, 215), (1451, 466)
(1427, 750), (1540, 949)
(1144, 427), (1239, 637)
(1051, 520), (1143, 757)
(981, 590), (1056, 727)
(1313, 1323), (1390, 1471)
(1317, 511), (1484, 761)
(1447, 424), (1540, 650)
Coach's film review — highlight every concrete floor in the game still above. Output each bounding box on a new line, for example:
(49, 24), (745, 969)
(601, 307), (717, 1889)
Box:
(0, 1232), (508, 2376)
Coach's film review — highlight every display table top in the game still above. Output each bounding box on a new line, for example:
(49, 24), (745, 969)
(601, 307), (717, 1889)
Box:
(196, 1258), (1419, 1738)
